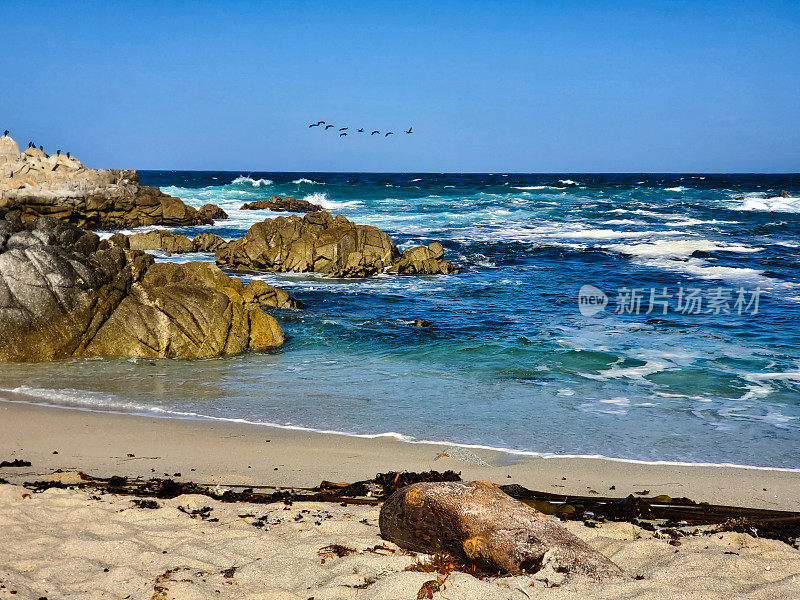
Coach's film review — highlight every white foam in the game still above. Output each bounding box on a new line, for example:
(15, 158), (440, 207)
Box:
(727, 192), (800, 213)
(291, 178), (323, 185)
(664, 186), (688, 192)
(3, 391), (799, 472)
(231, 176), (274, 187)
(302, 192), (363, 210)
(559, 179), (580, 186)
(605, 238), (762, 259)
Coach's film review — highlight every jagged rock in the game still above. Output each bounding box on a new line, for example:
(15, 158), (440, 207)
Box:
(380, 481), (623, 580)
(777, 190), (790, 198)
(198, 203), (228, 220)
(241, 195), (323, 213)
(0, 135), (210, 230)
(192, 232), (229, 253)
(387, 242), (456, 275)
(215, 211), (400, 277)
(0, 210), (290, 362)
(124, 230), (230, 255)
(127, 230), (195, 254)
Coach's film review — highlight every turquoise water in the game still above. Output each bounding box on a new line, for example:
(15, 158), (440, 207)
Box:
(2, 172), (799, 468)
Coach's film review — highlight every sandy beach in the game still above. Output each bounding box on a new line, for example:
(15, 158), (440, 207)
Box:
(2, 397), (800, 599)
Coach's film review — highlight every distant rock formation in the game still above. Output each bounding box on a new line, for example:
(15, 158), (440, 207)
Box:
(241, 195), (323, 213)
(0, 209), (295, 362)
(215, 211), (456, 277)
(0, 134), (222, 230)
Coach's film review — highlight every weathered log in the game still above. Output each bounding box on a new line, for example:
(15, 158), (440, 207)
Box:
(379, 480), (624, 580)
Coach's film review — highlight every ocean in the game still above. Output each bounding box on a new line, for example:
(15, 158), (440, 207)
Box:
(2, 172), (799, 468)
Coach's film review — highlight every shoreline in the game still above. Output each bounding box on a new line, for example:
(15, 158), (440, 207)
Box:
(2, 395), (799, 511)
(4, 391), (800, 474)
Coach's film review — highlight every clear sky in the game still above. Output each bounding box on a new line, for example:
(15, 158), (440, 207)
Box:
(2, 1), (798, 172)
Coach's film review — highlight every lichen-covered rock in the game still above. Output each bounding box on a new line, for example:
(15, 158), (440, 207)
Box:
(241, 195), (322, 213)
(0, 135), (210, 230)
(215, 211), (401, 277)
(0, 210), (292, 362)
(387, 242), (456, 275)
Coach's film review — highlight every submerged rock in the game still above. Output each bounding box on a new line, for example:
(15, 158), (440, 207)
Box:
(0, 209), (295, 362)
(241, 195), (323, 213)
(0, 134), (212, 230)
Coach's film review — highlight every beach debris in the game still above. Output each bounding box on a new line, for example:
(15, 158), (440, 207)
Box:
(0, 459), (31, 468)
(131, 498), (160, 509)
(318, 544), (356, 558)
(177, 505), (218, 521)
(220, 566), (237, 579)
(417, 574), (449, 599)
(433, 446), (492, 466)
(379, 481), (623, 579)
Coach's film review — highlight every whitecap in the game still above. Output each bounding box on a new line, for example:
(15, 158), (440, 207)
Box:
(292, 178), (323, 185)
(231, 175), (273, 187)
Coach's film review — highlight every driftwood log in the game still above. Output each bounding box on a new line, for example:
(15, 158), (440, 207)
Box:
(379, 480), (623, 580)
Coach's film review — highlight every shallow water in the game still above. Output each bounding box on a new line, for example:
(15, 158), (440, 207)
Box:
(2, 172), (799, 467)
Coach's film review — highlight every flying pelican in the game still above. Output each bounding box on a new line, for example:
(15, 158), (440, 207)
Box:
(339, 132), (347, 137)
(316, 121), (325, 125)
(371, 131), (380, 135)
(339, 127), (348, 131)
(357, 128), (364, 132)
(385, 132), (394, 137)
(405, 127), (413, 134)
(309, 122), (320, 127)
(325, 125), (334, 130)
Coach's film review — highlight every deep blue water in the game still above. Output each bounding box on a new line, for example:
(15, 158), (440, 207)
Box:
(2, 172), (799, 467)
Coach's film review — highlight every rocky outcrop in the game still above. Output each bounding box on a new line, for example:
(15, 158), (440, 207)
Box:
(387, 242), (455, 275)
(215, 212), (456, 277)
(0, 135), (212, 230)
(199, 203), (228, 220)
(216, 211), (400, 277)
(241, 195), (323, 213)
(0, 210), (296, 362)
(125, 230), (231, 255)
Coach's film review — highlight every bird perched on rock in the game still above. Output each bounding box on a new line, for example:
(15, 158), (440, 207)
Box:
(66, 152), (71, 158)
(56, 149), (61, 155)
(2, 130), (8, 137)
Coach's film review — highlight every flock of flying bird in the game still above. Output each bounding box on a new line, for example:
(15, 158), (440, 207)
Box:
(308, 121), (412, 137)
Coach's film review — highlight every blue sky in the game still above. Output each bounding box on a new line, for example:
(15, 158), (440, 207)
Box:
(2, 1), (798, 172)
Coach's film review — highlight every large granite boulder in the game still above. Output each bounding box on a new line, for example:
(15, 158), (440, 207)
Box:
(0, 210), (294, 362)
(0, 135), (212, 230)
(215, 211), (400, 277)
(215, 211), (456, 277)
(241, 195), (323, 213)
